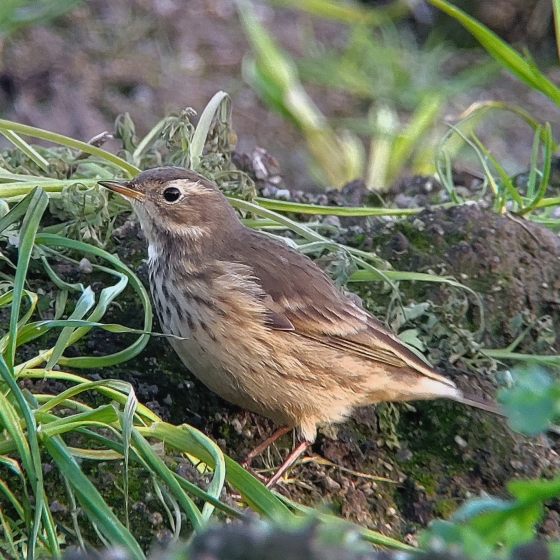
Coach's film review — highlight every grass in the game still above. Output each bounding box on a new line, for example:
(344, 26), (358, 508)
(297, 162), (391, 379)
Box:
(239, 0), (496, 190)
(0, 0), (84, 35)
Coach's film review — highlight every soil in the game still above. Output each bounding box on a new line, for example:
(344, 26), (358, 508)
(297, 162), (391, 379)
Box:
(2, 0), (560, 551)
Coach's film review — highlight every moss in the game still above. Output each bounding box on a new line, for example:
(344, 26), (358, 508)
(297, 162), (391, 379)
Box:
(432, 497), (460, 518)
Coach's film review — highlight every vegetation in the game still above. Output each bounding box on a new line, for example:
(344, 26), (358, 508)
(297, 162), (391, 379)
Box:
(0, 0), (559, 558)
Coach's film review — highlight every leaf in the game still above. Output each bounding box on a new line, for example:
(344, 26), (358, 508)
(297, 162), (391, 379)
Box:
(498, 365), (560, 436)
(426, 0), (560, 107)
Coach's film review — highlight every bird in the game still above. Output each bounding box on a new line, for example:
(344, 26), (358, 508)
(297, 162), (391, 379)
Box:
(99, 167), (496, 485)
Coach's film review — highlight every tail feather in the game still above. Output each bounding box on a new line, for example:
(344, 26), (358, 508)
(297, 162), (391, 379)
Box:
(452, 393), (560, 436)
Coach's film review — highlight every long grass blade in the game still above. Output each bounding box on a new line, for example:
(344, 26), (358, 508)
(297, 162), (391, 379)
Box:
(190, 91), (230, 170)
(1, 130), (50, 172)
(34, 234), (152, 367)
(42, 435), (145, 559)
(147, 422), (294, 522)
(426, 0), (560, 107)
(45, 287), (96, 369)
(0, 354), (56, 559)
(0, 119), (140, 176)
(130, 428), (204, 530)
(5, 188), (48, 370)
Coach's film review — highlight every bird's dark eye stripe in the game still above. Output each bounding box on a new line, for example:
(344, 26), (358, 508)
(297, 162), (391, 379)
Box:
(163, 187), (181, 202)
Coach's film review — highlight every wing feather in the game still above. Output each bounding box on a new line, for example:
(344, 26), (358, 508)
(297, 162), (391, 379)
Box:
(219, 228), (454, 387)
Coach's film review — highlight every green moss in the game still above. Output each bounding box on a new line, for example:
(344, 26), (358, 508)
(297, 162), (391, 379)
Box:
(433, 497), (460, 518)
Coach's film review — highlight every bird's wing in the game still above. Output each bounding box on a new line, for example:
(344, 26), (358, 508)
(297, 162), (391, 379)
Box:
(226, 230), (453, 385)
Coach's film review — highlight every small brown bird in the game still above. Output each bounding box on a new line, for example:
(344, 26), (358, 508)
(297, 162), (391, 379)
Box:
(99, 167), (488, 483)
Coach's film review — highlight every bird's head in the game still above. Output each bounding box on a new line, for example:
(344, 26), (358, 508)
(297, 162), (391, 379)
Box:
(99, 167), (241, 248)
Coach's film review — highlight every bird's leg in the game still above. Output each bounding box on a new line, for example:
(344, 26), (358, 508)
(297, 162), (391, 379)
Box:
(265, 440), (309, 488)
(241, 426), (308, 487)
(241, 425), (292, 467)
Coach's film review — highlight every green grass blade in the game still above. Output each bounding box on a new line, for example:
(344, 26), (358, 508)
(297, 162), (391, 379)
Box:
(147, 422), (294, 523)
(20, 370), (160, 424)
(122, 388), (137, 529)
(148, 421), (227, 522)
(0, 480), (25, 523)
(38, 407), (120, 437)
(45, 286), (96, 369)
(521, 123), (553, 216)
(42, 435), (145, 559)
(34, 379), (116, 414)
(132, 116), (168, 165)
(69, 426), (242, 519)
(0, 290), (38, 354)
(0, 354), (56, 559)
(190, 91), (229, 170)
(1, 130), (50, 172)
(6, 187), (48, 370)
(0, 119), (140, 176)
(426, 0), (560, 107)
(253, 197), (419, 216)
(129, 428), (203, 530)
(470, 134), (523, 210)
(34, 234), (152, 367)
(555, 0), (560, 62)
(0, 381), (34, 494)
(270, 0), (407, 24)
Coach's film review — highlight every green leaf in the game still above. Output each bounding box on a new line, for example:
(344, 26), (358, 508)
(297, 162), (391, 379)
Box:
(6, 187), (48, 370)
(498, 366), (560, 436)
(147, 422), (294, 523)
(45, 286), (96, 369)
(190, 91), (230, 170)
(426, 0), (560, 107)
(0, 118), (139, 176)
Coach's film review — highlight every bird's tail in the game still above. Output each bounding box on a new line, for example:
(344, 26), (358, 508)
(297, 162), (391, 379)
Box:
(453, 393), (560, 436)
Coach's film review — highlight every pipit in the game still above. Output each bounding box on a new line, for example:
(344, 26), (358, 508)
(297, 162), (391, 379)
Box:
(99, 167), (493, 484)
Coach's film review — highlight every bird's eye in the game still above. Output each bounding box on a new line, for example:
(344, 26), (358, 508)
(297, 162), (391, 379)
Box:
(163, 187), (181, 203)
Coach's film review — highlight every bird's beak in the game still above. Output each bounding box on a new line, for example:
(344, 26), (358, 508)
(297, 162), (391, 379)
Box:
(98, 180), (145, 201)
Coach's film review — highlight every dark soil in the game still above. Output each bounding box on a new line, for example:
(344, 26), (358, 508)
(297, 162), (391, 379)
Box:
(372, 203), (560, 353)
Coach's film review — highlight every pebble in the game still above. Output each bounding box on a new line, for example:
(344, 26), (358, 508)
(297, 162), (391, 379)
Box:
(274, 189), (291, 200)
(79, 257), (93, 274)
(322, 215), (341, 228)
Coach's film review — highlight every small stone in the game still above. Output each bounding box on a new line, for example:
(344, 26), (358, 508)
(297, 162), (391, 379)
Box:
(322, 215), (341, 229)
(394, 193), (414, 208)
(112, 220), (136, 239)
(455, 435), (467, 448)
(149, 511), (163, 525)
(231, 418), (243, 434)
(261, 185), (278, 198)
(49, 500), (66, 513)
(79, 258), (93, 274)
(321, 476), (341, 491)
(396, 448), (413, 462)
(274, 189), (291, 200)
